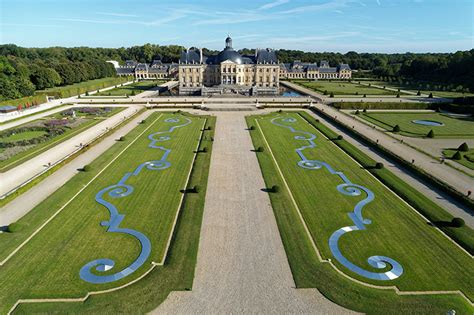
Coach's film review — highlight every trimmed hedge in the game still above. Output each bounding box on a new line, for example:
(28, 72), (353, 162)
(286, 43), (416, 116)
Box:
(40, 77), (129, 99)
(329, 102), (432, 110)
(299, 111), (474, 254)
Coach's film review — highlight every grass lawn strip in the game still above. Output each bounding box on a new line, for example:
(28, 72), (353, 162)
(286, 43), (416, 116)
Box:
(0, 112), (205, 313)
(292, 80), (403, 96)
(248, 112), (472, 311)
(95, 80), (165, 97)
(0, 107), (126, 172)
(11, 114), (215, 314)
(358, 112), (474, 138)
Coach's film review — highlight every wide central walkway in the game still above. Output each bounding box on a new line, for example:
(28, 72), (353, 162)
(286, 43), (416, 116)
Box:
(155, 112), (352, 314)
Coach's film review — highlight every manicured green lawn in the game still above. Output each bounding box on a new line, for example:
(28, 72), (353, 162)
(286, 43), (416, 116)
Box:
(95, 80), (165, 96)
(359, 112), (474, 138)
(0, 107), (125, 172)
(363, 81), (474, 98)
(246, 112), (473, 313)
(443, 148), (474, 170)
(292, 80), (403, 96)
(1, 130), (47, 142)
(0, 112), (214, 314)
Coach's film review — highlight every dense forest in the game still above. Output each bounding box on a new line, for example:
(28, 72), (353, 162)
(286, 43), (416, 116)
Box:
(1, 43), (473, 101)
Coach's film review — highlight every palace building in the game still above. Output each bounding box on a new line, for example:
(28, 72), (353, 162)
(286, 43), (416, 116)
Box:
(178, 36), (280, 96)
(112, 36), (351, 96)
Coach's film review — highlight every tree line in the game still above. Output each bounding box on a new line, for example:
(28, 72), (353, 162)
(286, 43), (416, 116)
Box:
(1, 44), (473, 101)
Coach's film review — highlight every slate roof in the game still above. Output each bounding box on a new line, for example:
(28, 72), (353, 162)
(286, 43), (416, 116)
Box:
(179, 49), (201, 64)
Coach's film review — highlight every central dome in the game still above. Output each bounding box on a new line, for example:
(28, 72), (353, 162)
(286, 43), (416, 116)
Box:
(215, 36), (242, 64)
(216, 48), (243, 64)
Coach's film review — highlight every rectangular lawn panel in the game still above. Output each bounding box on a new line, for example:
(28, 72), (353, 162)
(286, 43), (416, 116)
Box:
(247, 112), (473, 313)
(94, 80), (165, 96)
(359, 112), (474, 138)
(292, 80), (402, 96)
(0, 112), (208, 313)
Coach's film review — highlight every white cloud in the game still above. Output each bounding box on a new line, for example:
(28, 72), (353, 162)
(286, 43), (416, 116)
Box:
(259, 0), (290, 10)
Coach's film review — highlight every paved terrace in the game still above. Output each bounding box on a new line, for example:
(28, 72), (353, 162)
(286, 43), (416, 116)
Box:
(155, 112), (353, 314)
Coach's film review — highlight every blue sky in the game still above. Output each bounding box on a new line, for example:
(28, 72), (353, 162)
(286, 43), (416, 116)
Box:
(0, 0), (472, 53)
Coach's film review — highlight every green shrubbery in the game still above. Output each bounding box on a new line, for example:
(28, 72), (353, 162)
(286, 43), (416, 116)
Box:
(458, 142), (469, 152)
(452, 151), (462, 160)
(426, 130), (435, 138)
(83, 165), (91, 172)
(393, 124), (401, 132)
(270, 185), (280, 193)
(330, 102), (431, 110)
(451, 217), (465, 228)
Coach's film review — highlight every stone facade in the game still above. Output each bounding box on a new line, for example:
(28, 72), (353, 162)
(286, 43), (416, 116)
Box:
(178, 36), (280, 96)
(280, 60), (352, 80)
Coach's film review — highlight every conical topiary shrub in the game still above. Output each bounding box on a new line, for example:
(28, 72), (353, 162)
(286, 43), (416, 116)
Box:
(458, 142), (469, 152)
(426, 130), (435, 138)
(452, 151), (462, 160)
(393, 125), (401, 132)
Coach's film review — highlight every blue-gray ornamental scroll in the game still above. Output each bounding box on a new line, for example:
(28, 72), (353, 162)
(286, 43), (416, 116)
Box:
(271, 116), (403, 281)
(80, 116), (192, 284)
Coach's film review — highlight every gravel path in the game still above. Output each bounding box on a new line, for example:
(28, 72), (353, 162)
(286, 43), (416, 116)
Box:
(154, 112), (354, 314)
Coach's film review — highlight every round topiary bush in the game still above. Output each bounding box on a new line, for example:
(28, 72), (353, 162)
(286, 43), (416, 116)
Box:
(426, 130), (435, 138)
(451, 217), (465, 228)
(393, 125), (401, 132)
(458, 142), (469, 152)
(452, 151), (462, 160)
(249, 126), (255, 130)
(83, 165), (91, 172)
(336, 135), (343, 140)
(375, 162), (384, 169)
(271, 185), (280, 193)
